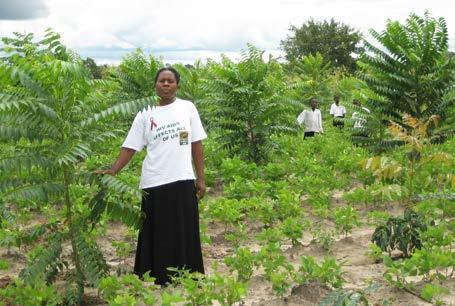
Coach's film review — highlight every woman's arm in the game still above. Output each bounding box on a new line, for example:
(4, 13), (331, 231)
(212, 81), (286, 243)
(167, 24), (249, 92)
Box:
(191, 140), (205, 200)
(95, 147), (136, 175)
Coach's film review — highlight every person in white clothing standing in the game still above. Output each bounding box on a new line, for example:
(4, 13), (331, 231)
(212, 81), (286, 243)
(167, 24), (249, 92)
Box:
(329, 95), (346, 128)
(297, 97), (324, 138)
(95, 67), (206, 285)
(351, 99), (370, 142)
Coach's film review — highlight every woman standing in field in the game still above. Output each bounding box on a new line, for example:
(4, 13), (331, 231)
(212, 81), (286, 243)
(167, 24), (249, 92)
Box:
(96, 67), (206, 285)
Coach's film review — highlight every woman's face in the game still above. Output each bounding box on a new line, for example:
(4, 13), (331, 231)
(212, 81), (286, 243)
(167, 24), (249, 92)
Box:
(155, 70), (178, 100)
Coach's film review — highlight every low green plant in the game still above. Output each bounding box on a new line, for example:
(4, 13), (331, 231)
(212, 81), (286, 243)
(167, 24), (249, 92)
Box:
(308, 191), (331, 218)
(224, 247), (257, 282)
(160, 290), (186, 306)
(269, 266), (295, 298)
(219, 157), (259, 184)
(211, 270), (248, 306)
(420, 223), (453, 249)
(296, 255), (344, 289)
(334, 205), (361, 237)
(342, 187), (371, 206)
(111, 240), (134, 275)
(0, 275), (61, 306)
(312, 228), (336, 251)
(273, 189), (303, 221)
(372, 209), (427, 257)
(256, 227), (283, 244)
(257, 242), (294, 288)
(224, 223), (248, 248)
(167, 266), (248, 306)
(383, 246), (454, 290)
(280, 217), (305, 246)
(318, 283), (390, 306)
(365, 243), (383, 263)
(250, 198), (276, 227)
(207, 198), (245, 233)
(98, 273), (159, 305)
(420, 283), (450, 305)
(367, 210), (392, 227)
(0, 258), (10, 270)
(168, 268), (215, 305)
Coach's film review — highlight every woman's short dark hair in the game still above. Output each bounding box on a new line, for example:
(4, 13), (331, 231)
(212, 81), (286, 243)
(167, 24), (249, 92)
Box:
(154, 67), (181, 84)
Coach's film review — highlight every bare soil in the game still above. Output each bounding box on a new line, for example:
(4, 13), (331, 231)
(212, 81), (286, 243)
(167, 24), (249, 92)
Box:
(1, 200), (453, 306)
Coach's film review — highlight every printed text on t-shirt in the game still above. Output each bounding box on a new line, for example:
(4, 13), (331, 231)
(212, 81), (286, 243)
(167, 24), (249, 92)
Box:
(153, 121), (187, 142)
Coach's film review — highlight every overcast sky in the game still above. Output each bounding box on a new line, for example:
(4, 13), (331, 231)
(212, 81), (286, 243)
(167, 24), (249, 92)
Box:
(0, 0), (454, 64)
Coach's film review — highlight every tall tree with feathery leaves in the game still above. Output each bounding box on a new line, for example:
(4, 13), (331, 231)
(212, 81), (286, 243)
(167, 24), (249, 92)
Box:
(202, 45), (298, 163)
(357, 12), (455, 129)
(0, 30), (153, 304)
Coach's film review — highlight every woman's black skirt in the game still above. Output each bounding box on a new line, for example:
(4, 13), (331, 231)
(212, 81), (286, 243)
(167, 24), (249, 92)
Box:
(133, 180), (204, 285)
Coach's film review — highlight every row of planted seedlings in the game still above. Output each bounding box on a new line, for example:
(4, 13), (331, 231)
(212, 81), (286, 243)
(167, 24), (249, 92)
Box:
(0, 137), (384, 305)
(202, 118), (455, 304)
(197, 130), (371, 301)
(343, 116), (455, 304)
(3, 119), (452, 305)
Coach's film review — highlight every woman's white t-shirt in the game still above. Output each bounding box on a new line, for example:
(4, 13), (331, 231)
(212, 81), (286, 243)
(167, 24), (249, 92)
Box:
(122, 98), (207, 189)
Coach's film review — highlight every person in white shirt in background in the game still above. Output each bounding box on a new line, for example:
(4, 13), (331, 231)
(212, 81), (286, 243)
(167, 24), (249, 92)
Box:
(297, 97), (324, 138)
(329, 95), (346, 128)
(351, 99), (370, 138)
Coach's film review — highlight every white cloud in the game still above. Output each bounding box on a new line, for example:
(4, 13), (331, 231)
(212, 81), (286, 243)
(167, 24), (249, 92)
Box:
(0, 0), (453, 63)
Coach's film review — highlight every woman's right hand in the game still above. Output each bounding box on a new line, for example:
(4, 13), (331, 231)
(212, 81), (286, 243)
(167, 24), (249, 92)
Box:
(94, 169), (116, 175)
(93, 148), (136, 176)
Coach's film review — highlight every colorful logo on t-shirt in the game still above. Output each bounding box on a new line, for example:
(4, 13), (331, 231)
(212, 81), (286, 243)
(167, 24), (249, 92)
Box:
(179, 131), (189, 145)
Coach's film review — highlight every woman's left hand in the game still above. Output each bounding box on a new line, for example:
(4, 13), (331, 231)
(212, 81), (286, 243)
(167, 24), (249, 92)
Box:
(195, 179), (206, 200)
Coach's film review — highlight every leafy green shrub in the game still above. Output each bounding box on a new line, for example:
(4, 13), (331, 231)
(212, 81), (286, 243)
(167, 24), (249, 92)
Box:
(334, 205), (361, 237)
(384, 246), (454, 289)
(210, 271), (248, 306)
(0, 276), (61, 306)
(358, 12), (455, 125)
(0, 30), (148, 302)
(207, 198), (245, 232)
(421, 283), (450, 305)
(372, 209), (427, 257)
(273, 188), (303, 221)
(219, 157), (259, 184)
(296, 256), (344, 289)
(269, 266), (295, 298)
(223, 177), (271, 199)
(99, 273), (159, 305)
(367, 210), (392, 227)
(224, 247), (257, 282)
(202, 45), (297, 163)
(168, 267), (247, 306)
(364, 243), (383, 263)
(312, 228), (336, 252)
(318, 283), (390, 306)
(342, 187), (372, 206)
(280, 217), (305, 246)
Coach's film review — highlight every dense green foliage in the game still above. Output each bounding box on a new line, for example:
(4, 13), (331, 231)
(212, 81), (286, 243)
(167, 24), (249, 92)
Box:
(202, 46), (298, 163)
(358, 12), (455, 128)
(372, 209), (427, 257)
(281, 18), (363, 71)
(0, 30), (150, 303)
